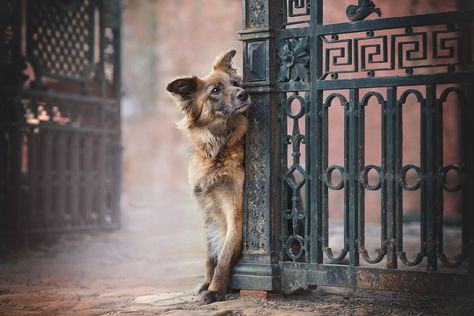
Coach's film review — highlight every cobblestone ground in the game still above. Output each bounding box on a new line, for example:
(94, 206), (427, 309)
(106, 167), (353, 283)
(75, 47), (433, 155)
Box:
(0, 192), (472, 315)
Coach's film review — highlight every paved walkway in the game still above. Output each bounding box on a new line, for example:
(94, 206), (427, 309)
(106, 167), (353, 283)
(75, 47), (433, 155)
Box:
(0, 192), (472, 315)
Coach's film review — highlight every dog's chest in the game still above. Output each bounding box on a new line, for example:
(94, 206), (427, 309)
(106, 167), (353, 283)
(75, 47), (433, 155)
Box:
(189, 145), (243, 190)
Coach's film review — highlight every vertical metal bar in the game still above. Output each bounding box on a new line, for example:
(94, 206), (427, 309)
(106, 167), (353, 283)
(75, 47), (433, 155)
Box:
(41, 129), (52, 229)
(322, 102), (329, 259)
(389, 88), (403, 265)
(344, 99), (350, 263)
(0, 128), (6, 230)
(420, 89), (427, 264)
(13, 128), (24, 232)
(425, 84), (437, 271)
(0, 1), (24, 235)
(465, 84), (474, 273)
(57, 130), (67, 227)
(50, 132), (57, 225)
(112, 1), (123, 226)
(391, 86), (401, 269)
(79, 135), (85, 225)
(380, 94), (388, 260)
(71, 132), (80, 226)
(458, 0), (474, 273)
(280, 94), (289, 260)
(78, 134), (85, 226)
(304, 93), (310, 262)
(434, 87), (444, 259)
(84, 134), (93, 225)
(357, 93), (365, 264)
(348, 88), (360, 266)
(344, 100), (352, 264)
(97, 113), (106, 225)
(309, 0), (323, 264)
(29, 129), (38, 229)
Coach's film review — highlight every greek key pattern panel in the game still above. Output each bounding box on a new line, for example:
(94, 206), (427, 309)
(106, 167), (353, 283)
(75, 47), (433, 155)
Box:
(283, 0), (310, 28)
(321, 24), (474, 80)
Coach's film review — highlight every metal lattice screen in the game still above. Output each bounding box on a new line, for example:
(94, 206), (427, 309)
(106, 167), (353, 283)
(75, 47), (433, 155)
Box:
(27, 0), (95, 80)
(0, 0), (122, 236)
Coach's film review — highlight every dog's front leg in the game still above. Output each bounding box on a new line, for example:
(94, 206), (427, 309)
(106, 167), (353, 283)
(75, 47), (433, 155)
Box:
(197, 242), (217, 294)
(201, 204), (242, 304)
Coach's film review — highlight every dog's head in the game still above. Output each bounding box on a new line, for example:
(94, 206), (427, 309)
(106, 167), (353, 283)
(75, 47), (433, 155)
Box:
(167, 50), (249, 128)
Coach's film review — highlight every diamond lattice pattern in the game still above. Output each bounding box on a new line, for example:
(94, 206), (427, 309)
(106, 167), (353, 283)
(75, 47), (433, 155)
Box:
(28, 0), (94, 80)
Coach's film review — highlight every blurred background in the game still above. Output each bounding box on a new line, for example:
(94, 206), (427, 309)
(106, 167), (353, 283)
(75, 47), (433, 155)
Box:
(122, 0), (243, 203)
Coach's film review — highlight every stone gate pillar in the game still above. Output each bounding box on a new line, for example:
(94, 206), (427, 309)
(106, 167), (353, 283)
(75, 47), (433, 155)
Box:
(231, 0), (283, 291)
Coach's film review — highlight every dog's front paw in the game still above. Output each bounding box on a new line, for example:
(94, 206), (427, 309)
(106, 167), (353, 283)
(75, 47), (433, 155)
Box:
(196, 283), (210, 294)
(200, 290), (226, 304)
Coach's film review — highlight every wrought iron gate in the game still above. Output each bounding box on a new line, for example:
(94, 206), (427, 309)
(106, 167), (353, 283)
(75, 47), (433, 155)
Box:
(232, 0), (474, 293)
(0, 0), (122, 235)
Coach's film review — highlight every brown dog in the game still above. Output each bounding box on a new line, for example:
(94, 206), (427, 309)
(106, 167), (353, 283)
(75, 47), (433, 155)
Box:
(167, 50), (249, 304)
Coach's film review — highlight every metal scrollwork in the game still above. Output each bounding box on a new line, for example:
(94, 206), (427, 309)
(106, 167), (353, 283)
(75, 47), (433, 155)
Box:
(282, 93), (309, 261)
(346, 0), (381, 22)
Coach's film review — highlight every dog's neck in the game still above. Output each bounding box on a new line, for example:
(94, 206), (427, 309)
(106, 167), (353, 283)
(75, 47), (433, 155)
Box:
(191, 114), (248, 160)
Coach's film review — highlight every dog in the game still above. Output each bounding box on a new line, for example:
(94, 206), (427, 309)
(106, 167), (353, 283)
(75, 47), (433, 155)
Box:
(167, 50), (249, 304)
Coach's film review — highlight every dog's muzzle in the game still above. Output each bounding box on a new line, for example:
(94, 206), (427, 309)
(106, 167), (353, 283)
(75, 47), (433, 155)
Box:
(233, 89), (250, 113)
(236, 90), (249, 102)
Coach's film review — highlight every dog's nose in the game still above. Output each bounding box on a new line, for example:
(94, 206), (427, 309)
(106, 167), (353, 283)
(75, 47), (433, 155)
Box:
(236, 89), (249, 101)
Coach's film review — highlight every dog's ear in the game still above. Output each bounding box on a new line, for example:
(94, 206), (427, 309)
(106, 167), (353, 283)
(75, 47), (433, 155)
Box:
(213, 50), (237, 75)
(167, 76), (199, 100)
(167, 76), (201, 118)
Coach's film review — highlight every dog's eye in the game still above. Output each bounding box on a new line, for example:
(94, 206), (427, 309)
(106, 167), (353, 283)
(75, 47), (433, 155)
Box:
(211, 87), (220, 94)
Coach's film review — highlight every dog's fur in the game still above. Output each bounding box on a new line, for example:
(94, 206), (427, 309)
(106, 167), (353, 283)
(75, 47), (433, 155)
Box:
(167, 50), (249, 304)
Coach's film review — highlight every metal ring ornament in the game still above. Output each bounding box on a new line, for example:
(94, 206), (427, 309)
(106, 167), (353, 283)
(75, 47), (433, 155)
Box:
(285, 94), (306, 119)
(400, 164), (421, 191)
(325, 165), (344, 190)
(286, 235), (305, 260)
(360, 164), (383, 191)
(441, 164), (463, 192)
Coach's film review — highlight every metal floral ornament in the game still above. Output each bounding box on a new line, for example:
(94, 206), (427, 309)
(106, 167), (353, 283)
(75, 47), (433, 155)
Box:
(277, 37), (309, 82)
